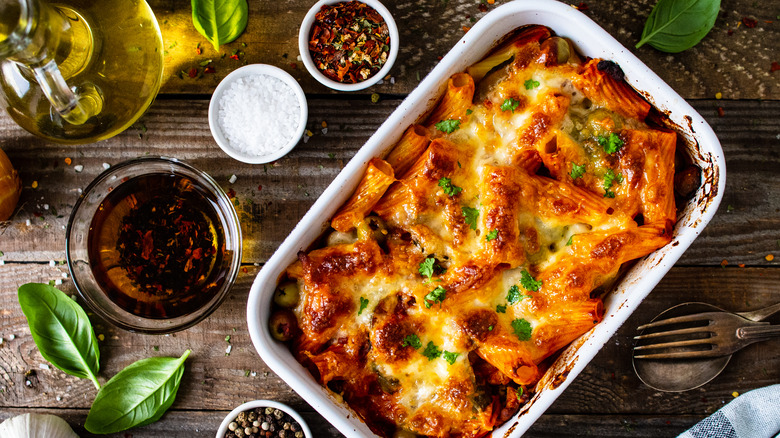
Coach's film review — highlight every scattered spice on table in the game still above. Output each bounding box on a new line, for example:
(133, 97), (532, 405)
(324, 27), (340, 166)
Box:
(308, 0), (390, 84)
(741, 17), (757, 28)
(224, 407), (304, 438)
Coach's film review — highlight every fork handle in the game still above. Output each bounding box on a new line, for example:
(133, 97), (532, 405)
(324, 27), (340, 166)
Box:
(738, 325), (780, 341)
(737, 302), (780, 321)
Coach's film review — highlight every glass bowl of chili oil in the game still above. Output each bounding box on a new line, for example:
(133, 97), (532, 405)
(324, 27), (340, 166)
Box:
(299, 0), (399, 91)
(66, 157), (242, 334)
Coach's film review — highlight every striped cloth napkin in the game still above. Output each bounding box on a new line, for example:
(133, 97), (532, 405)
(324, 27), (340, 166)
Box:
(677, 384), (780, 438)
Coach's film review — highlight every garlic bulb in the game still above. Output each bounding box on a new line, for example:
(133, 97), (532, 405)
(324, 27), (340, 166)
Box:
(0, 413), (79, 438)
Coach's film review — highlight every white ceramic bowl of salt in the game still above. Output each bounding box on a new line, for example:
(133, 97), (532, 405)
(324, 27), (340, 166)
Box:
(209, 64), (308, 164)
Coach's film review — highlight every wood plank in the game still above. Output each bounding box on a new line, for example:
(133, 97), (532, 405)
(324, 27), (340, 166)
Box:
(1, 100), (778, 266)
(1, 265), (777, 416)
(0, 409), (702, 438)
(148, 0), (779, 99)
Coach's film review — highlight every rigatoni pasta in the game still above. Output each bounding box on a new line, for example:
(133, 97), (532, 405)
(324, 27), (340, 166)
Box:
(271, 25), (680, 437)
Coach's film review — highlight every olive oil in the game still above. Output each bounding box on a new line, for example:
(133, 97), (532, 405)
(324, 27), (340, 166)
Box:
(0, 0), (163, 143)
(87, 173), (232, 319)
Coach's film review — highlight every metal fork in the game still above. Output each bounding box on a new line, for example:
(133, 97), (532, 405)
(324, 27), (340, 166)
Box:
(633, 302), (780, 360)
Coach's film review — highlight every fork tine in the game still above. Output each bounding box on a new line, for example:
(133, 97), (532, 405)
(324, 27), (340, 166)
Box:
(633, 338), (714, 351)
(636, 313), (714, 331)
(633, 349), (723, 360)
(634, 326), (712, 340)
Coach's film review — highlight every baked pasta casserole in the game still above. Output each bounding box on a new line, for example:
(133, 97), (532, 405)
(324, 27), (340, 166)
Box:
(269, 25), (679, 437)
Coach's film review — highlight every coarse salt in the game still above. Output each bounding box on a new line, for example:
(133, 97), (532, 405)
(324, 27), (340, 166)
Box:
(218, 74), (301, 157)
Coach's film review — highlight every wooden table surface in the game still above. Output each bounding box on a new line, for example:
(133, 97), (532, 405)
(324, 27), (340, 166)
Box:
(1, 0), (779, 436)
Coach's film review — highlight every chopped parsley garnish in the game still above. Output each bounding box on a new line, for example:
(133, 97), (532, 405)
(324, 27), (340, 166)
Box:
(438, 177), (463, 197)
(488, 325), (494, 331)
(401, 334), (422, 349)
(442, 351), (460, 365)
(461, 206), (479, 230)
(435, 119), (461, 133)
(424, 286), (447, 308)
(500, 97), (521, 113)
(358, 296), (369, 315)
(511, 318), (533, 341)
(486, 229), (499, 241)
(603, 169), (623, 198)
(419, 257), (436, 279)
(422, 341), (442, 360)
(506, 285), (529, 304)
(570, 162), (586, 180)
(496, 304), (507, 313)
(566, 235), (574, 246)
(517, 386), (524, 399)
(597, 132), (624, 154)
(520, 270), (542, 292)
(465, 109), (473, 115)
(524, 78), (540, 90)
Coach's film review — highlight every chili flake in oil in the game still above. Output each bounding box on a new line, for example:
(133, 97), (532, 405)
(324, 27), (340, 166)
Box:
(308, 1), (390, 84)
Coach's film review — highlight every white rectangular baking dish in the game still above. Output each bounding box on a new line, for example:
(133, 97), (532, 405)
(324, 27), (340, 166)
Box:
(247, 1), (726, 436)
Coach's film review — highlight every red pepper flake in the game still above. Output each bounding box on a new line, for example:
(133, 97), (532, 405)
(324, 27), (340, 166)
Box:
(575, 2), (589, 10)
(462, 26), (471, 33)
(257, 185), (263, 191)
(717, 107), (725, 117)
(742, 17), (757, 28)
(242, 267), (248, 274)
(204, 65), (216, 74)
(771, 62), (780, 72)
(727, 29), (734, 36)
(227, 188), (236, 199)
(738, 263), (745, 268)
(308, 0), (391, 84)
(230, 54), (240, 60)
(721, 259), (728, 267)
(188, 67), (198, 78)
(290, 62), (297, 69)
(477, 3), (488, 12)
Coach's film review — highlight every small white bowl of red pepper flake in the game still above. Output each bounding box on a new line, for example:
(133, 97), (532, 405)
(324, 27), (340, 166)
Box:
(299, 0), (399, 91)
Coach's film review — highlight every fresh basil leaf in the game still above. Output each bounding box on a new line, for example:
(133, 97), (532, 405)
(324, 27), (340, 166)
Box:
(85, 350), (191, 434)
(191, 0), (248, 50)
(636, 0), (721, 53)
(17, 283), (101, 389)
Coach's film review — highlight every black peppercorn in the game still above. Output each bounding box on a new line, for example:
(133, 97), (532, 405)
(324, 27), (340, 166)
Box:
(225, 407), (304, 438)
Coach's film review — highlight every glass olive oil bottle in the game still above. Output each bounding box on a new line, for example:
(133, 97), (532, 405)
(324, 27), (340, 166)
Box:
(0, 0), (163, 143)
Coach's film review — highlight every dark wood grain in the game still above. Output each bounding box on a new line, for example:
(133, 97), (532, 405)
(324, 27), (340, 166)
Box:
(1, 99), (778, 266)
(0, 408), (703, 438)
(1, 0), (779, 434)
(149, 0), (780, 100)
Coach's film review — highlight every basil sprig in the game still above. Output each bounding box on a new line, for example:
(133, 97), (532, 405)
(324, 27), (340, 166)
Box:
(635, 0), (720, 53)
(18, 283), (101, 389)
(191, 0), (249, 50)
(18, 283), (190, 434)
(85, 350), (191, 434)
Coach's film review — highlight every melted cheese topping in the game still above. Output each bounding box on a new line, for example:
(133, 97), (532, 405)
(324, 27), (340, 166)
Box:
(284, 27), (676, 438)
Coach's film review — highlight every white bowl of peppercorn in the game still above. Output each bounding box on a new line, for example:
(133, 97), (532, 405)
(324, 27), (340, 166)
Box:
(299, 0), (399, 91)
(217, 400), (312, 438)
